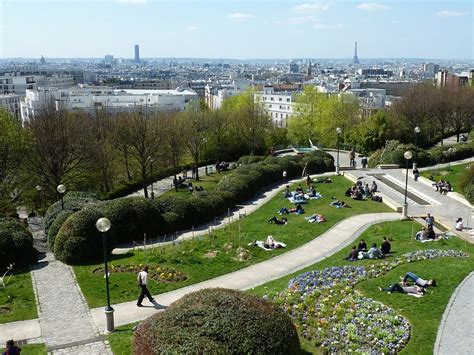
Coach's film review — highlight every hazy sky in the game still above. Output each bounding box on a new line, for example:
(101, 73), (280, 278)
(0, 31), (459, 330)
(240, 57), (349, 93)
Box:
(1, 0), (472, 59)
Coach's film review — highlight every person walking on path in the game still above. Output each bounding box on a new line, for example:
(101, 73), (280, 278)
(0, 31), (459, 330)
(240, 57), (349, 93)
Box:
(282, 170), (287, 182)
(137, 266), (154, 307)
(2, 340), (21, 355)
(349, 149), (356, 168)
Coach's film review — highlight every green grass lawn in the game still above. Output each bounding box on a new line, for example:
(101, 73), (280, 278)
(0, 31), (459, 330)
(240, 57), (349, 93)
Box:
(159, 170), (232, 199)
(0, 269), (37, 324)
(74, 175), (392, 308)
(421, 162), (471, 193)
(250, 220), (474, 354)
(108, 323), (137, 355)
(0, 344), (46, 355)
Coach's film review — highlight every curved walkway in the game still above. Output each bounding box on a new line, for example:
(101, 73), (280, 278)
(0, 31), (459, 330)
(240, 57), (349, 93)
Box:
(91, 212), (401, 329)
(435, 271), (474, 354)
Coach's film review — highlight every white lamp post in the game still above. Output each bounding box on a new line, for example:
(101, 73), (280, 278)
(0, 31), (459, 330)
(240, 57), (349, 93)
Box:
(402, 150), (413, 219)
(96, 217), (114, 333)
(56, 184), (66, 210)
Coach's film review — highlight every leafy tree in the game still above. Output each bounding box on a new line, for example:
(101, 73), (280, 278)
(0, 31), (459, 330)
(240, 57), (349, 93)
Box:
(449, 86), (474, 142)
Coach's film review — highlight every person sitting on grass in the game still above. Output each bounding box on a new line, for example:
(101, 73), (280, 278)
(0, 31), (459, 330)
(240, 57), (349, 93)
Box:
(296, 185), (304, 194)
(278, 207), (290, 215)
(368, 243), (384, 259)
(346, 246), (359, 261)
(308, 185), (317, 197)
(357, 239), (368, 252)
(370, 181), (378, 194)
(402, 272), (437, 288)
(351, 190), (363, 200)
(2, 340), (21, 355)
(426, 225), (436, 240)
(289, 204), (304, 214)
(267, 216), (288, 225)
(415, 227), (428, 241)
(264, 235), (284, 249)
(282, 185), (291, 198)
(381, 237), (391, 255)
(345, 187), (354, 197)
(363, 183), (370, 197)
(379, 283), (426, 298)
(330, 200), (348, 208)
(455, 217), (464, 231)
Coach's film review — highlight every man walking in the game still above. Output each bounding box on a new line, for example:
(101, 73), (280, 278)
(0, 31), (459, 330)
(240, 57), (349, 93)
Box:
(137, 266), (154, 307)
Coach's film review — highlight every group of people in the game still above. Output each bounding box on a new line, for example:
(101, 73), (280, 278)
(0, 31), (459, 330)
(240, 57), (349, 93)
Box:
(187, 182), (204, 193)
(379, 272), (436, 298)
(415, 213), (438, 241)
(349, 149), (369, 169)
(432, 179), (452, 194)
(347, 237), (391, 261)
(345, 180), (378, 201)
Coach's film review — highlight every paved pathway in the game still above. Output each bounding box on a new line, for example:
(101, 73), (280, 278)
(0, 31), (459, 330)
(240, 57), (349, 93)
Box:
(127, 164), (215, 198)
(92, 212), (401, 329)
(435, 272), (474, 354)
(113, 174), (334, 254)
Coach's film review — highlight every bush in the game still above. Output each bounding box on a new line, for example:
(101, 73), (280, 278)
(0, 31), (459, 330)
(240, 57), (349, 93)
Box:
(237, 155), (266, 165)
(54, 207), (110, 264)
(0, 219), (37, 268)
(48, 209), (75, 249)
(53, 152), (334, 264)
(458, 164), (474, 204)
(132, 288), (300, 354)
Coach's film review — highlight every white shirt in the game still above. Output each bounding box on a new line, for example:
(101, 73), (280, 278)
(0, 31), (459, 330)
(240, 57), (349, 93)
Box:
(138, 271), (148, 285)
(455, 221), (464, 230)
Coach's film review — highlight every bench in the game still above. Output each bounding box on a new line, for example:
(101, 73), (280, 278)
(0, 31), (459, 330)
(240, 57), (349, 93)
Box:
(376, 164), (400, 169)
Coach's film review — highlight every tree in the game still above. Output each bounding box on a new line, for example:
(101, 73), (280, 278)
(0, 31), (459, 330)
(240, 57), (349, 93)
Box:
(206, 109), (230, 162)
(25, 104), (90, 193)
(179, 108), (209, 181)
(122, 109), (161, 198)
(449, 86), (474, 142)
(158, 112), (185, 178)
(0, 109), (29, 210)
(224, 89), (270, 155)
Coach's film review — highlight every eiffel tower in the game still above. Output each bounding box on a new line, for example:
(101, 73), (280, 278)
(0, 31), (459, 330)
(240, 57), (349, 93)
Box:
(353, 41), (359, 64)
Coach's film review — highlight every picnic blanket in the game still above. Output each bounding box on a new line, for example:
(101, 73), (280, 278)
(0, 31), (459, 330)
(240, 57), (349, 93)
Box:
(288, 197), (308, 204)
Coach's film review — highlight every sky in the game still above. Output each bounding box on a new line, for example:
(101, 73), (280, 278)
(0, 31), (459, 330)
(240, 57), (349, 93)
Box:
(0, 0), (472, 59)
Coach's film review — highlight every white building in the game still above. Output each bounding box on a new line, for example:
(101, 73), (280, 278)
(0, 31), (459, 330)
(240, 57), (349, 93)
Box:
(0, 94), (21, 118)
(21, 86), (198, 121)
(204, 78), (251, 110)
(255, 86), (298, 128)
(0, 75), (36, 96)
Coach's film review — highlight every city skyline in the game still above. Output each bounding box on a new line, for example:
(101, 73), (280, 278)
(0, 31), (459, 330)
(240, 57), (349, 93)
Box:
(0, 0), (472, 60)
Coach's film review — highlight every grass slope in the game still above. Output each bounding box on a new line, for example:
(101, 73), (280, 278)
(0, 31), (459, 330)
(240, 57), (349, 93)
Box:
(74, 175), (392, 308)
(421, 162), (471, 193)
(250, 220), (474, 354)
(0, 269), (37, 324)
(0, 344), (46, 354)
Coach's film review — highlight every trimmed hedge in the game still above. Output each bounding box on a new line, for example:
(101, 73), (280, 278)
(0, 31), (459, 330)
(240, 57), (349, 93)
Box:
(458, 164), (474, 204)
(132, 288), (300, 354)
(0, 219), (38, 269)
(369, 140), (474, 168)
(54, 152), (334, 264)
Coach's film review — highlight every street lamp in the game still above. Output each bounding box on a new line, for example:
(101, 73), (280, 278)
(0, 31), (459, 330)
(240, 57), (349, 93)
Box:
(96, 217), (114, 333)
(203, 138), (208, 175)
(148, 157), (154, 200)
(336, 127), (342, 175)
(402, 150), (413, 219)
(35, 185), (43, 211)
(56, 184), (66, 210)
(414, 126), (420, 168)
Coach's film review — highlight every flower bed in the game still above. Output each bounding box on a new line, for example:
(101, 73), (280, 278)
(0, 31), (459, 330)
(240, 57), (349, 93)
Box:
(272, 250), (468, 353)
(93, 264), (187, 283)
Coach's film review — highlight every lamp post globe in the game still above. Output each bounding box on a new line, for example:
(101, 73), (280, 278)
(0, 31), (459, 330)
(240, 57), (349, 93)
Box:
(335, 127), (342, 175)
(404, 150), (413, 160)
(414, 126), (420, 134)
(36, 185), (42, 192)
(96, 217), (114, 333)
(96, 217), (111, 233)
(57, 184), (66, 210)
(413, 127), (420, 167)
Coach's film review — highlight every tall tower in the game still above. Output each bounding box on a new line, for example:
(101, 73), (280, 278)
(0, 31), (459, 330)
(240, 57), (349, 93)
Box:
(353, 41), (359, 64)
(134, 44), (140, 63)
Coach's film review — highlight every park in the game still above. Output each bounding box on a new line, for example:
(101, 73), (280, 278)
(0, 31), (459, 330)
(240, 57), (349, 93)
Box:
(0, 83), (473, 354)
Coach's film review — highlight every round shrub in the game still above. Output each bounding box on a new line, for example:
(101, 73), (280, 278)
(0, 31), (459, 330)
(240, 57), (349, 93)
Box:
(132, 288), (300, 354)
(48, 209), (75, 249)
(54, 207), (110, 264)
(0, 219), (37, 268)
(458, 164), (474, 204)
(102, 197), (164, 243)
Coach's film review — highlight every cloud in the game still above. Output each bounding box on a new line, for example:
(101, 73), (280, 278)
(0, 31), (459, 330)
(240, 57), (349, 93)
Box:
(294, 3), (329, 13)
(437, 10), (468, 17)
(313, 23), (343, 29)
(115, 0), (148, 4)
(288, 16), (316, 24)
(187, 26), (199, 32)
(357, 3), (391, 11)
(228, 12), (256, 21)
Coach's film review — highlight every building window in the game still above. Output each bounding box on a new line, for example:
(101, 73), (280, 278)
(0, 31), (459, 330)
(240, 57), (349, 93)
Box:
(287, 98), (290, 102)
(279, 98), (282, 101)
(270, 97), (274, 101)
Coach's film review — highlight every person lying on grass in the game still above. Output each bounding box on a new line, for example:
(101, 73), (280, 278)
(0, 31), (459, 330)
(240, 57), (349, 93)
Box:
(379, 283), (426, 298)
(289, 204), (304, 214)
(401, 272), (436, 288)
(305, 214), (326, 223)
(267, 216), (288, 225)
(249, 236), (286, 250)
(329, 200), (348, 208)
